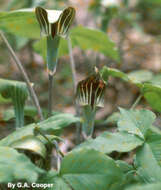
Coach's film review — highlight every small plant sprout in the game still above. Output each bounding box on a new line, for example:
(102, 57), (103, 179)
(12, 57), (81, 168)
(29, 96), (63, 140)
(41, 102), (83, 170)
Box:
(35, 6), (75, 116)
(76, 67), (106, 138)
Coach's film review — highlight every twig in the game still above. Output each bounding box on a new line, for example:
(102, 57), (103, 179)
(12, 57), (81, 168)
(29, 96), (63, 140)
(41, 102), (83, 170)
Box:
(67, 35), (81, 144)
(131, 94), (143, 110)
(48, 74), (54, 117)
(0, 31), (44, 120)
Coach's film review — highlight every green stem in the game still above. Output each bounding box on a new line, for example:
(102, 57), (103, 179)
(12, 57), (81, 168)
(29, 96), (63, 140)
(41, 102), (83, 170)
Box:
(67, 35), (81, 144)
(67, 36), (77, 93)
(82, 105), (96, 139)
(131, 94), (143, 110)
(48, 74), (54, 117)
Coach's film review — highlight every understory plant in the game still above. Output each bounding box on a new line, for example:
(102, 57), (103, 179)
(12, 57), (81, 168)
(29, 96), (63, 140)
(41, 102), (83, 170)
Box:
(0, 3), (161, 190)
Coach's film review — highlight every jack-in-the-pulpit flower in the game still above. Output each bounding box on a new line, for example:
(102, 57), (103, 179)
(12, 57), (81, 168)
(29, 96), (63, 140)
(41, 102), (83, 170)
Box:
(76, 69), (106, 138)
(35, 6), (75, 75)
(76, 71), (106, 109)
(35, 6), (75, 39)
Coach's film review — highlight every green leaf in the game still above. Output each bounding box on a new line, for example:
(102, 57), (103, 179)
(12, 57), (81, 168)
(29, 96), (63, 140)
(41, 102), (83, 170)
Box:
(0, 113), (80, 146)
(75, 131), (143, 154)
(146, 130), (161, 167)
(39, 149), (124, 189)
(70, 26), (120, 62)
(38, 113), (80, 133)
(116, 160), (140, 187)
(40, 170), (71, 190)
(104, 112), (121, 125)
(116, 160), (133, 173)
(0, 78), (28, 128)
(60, 149), (124, 190)
(149, 74), (161, 86)
(141, 83), (161, 112)
(127, 70), (153, 83)
(0, 9), (40, 39)
(150, 126), (161, 135)
(125, 183), (161, 190)
(118, 108), (156, 139)
(100, 66), (129, 82)
(135, 130), (161, 183)
(10, 135), (47, 159)
(0, 146), (44, 183)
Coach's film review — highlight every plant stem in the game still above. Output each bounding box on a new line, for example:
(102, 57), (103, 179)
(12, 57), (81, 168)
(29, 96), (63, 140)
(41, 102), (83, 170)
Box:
(0, 31), (43, 121)
(67, 36), (77, 93)
(48, 74), (54, 117)
(67, 35), (81, 143)
(131, 94), (143, 110)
